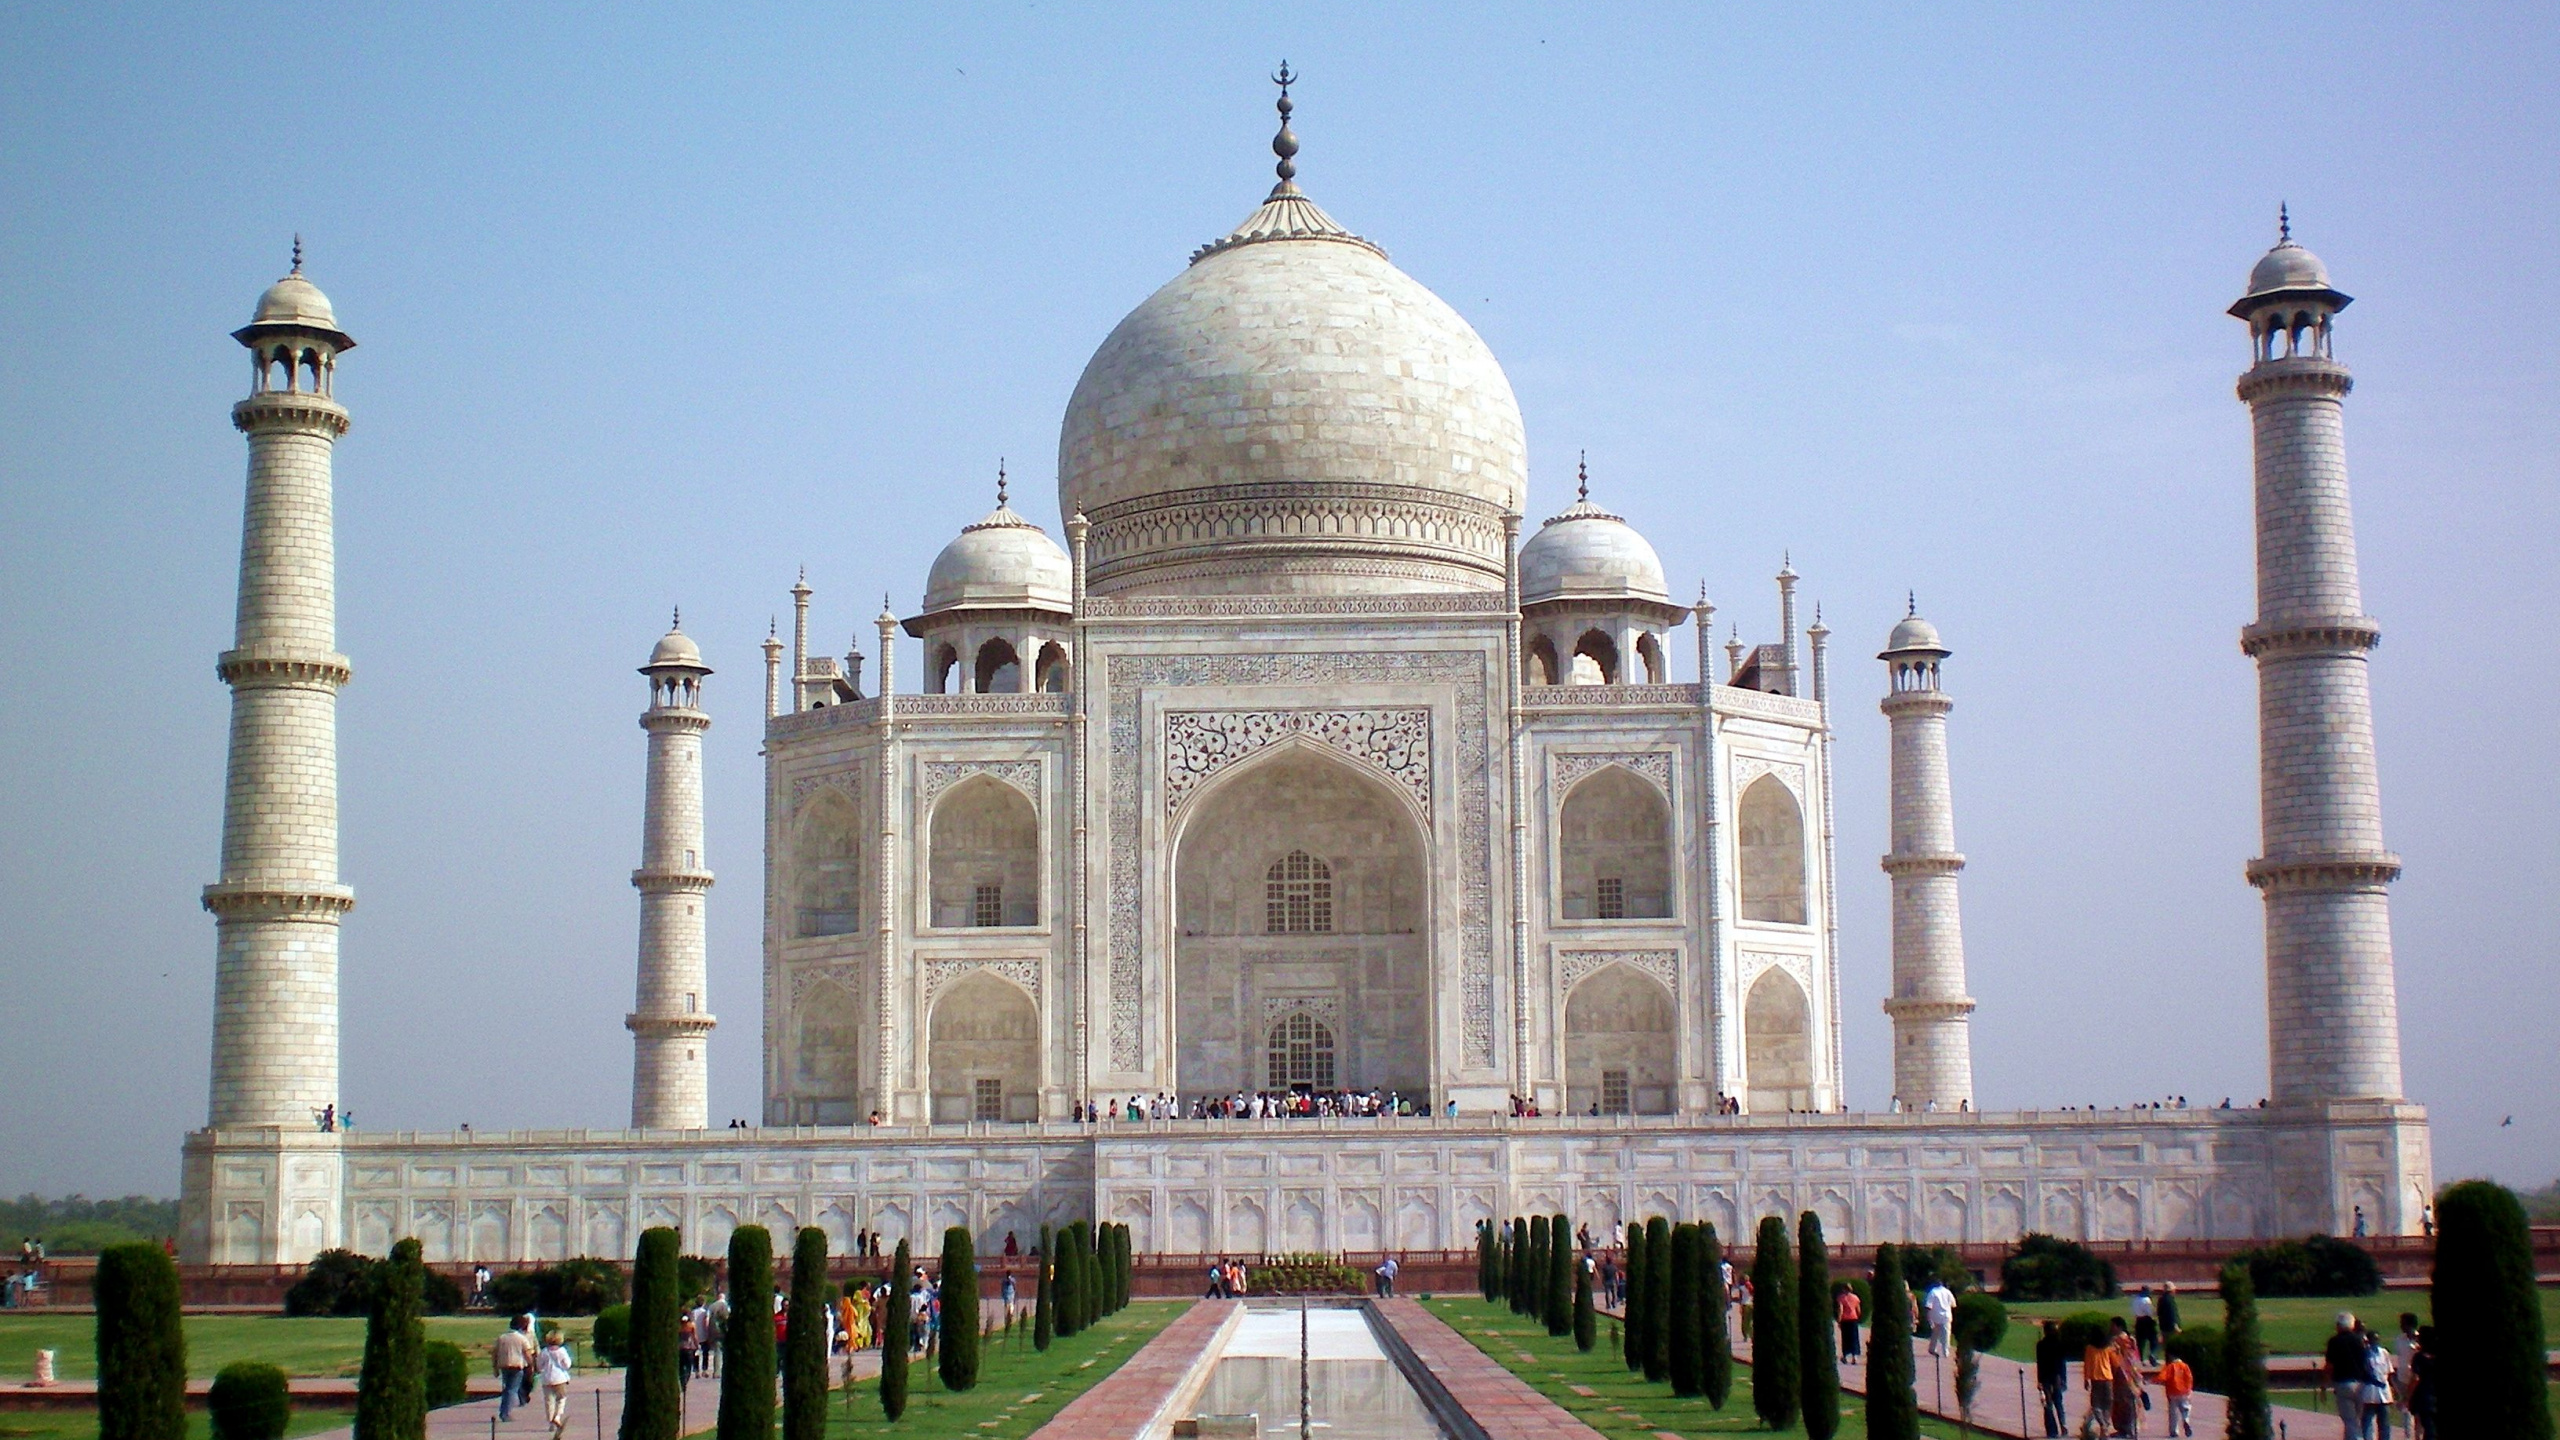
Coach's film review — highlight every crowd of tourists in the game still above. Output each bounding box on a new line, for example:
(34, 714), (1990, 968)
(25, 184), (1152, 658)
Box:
(1075, 1090), (1428, 1121)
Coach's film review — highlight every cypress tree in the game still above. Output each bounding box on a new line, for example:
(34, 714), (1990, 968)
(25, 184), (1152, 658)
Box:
(1700, 1224), (1732, 1409)
(716, 1226), (776, 1440)
(1526, 1215), (1548, 1320)
(1052, 1226), (1078, 1338)
(2218, 1262), (2271, 1440)
(95, 1242), (186, 1440)
(1641, 1216), (1672, 1383)
(1032, 1224), (1055, 1351)
(1749, 1215), (1798, 1431)
(782, 1228), (831, 1440)
(1796, 1212), (1838, 1440)
(1096, 1224), (1115, 1315)
(1110, 1223), (1129, 1313)
(1477, 1220), (1497, 1303)
(1622, 1221), (1649, 1375)
(619, 1227), (681, 1440)
(356, 1237), (425, 1440)
(1866, 1245), (1919, 1440)
(2435, 1180), (2555, 1440)
(939, 1228), (981, 1392)
(1495, 1209), (1515, 1311)
(877, 1240), (911, 1423)
(1545, 1214), (1573, 1336)
(1572, 1247), (1596, 1352)
(1668, 1223), (1705, 1397)
(1076, 1222), (1097, 1330)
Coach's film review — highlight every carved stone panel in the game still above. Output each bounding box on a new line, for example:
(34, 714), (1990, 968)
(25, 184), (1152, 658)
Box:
(1106, 651), (1494, 1072)
(1163, 709), (1430, 818)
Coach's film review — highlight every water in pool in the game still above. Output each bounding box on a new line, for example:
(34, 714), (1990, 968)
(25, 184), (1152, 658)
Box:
(1189, 1306), (1447, 1438)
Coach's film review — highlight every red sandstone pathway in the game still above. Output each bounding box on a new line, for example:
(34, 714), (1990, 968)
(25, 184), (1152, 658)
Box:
(1028, 1298), (1235, 1439)
(1372, 1298), (1607, 1440)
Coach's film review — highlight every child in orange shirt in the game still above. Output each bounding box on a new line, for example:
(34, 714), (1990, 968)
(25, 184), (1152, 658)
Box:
(2156, 1354), (2195, 1437)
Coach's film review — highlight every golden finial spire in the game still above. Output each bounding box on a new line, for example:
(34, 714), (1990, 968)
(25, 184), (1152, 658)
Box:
(1270, 62), (1300, 193)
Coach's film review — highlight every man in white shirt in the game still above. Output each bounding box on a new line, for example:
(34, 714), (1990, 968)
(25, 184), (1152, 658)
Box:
(691, 1300), (716, 1375)
(1922, 1281), (1957, 1357)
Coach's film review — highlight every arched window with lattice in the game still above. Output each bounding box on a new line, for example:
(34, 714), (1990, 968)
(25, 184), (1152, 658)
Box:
(1266, 1010), (1337, 1089)
(1264, 850), (1333, 934)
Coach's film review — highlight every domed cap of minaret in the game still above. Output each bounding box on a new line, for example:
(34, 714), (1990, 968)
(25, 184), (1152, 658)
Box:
(234, 237), (356, 350)
(922, 465), (1072, 616)
(1881, 597), (1948, 659)
(1518, 457), (1671, 607)
(2229, 206), (2351, 318)
(644, 613), (710, 674)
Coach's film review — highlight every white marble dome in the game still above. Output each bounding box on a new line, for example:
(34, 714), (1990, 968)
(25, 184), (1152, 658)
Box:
(1057, 184), (1528, 597)
(922, 501), (1071, 615)
(1519, 496), (1669, 607)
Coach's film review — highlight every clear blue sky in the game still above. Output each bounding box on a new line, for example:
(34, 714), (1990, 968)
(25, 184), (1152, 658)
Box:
(3, 5), (2553, 1197)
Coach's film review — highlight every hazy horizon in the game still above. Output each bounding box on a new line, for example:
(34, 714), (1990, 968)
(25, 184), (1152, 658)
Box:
(3, 5), (2554, 1198)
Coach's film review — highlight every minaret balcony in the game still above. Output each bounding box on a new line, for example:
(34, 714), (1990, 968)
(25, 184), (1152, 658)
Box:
(231, 391), (350, 436)
(2244, 851), (2401, 891)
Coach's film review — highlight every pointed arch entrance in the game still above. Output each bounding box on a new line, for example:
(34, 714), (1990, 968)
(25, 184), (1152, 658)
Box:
(1172, 745), (1429, 1099)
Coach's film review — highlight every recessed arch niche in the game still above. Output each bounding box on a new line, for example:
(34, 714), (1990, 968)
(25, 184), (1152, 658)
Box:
(927, 970), (1038, 1122)
(1558, 768), (1671, 920)
(1562, 963), (1675, 1115)
(1172, 745), (1428, 1099)
(928, 776), (1038, 928)
(1743, 966), (1813, 1113)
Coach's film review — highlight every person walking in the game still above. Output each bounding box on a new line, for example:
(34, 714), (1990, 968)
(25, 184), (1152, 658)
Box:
(2034, 1320), (2070, 1438)
(536, 1329), (574, 1440)
(2082, 1324), (2120, 1438)
(493, 1314), (536, 1422)
(2132, 1286), (2160, 1364)
(2361, 1326), (2395, 1440)
(1922, 1278), (1956, 1358)
(2403, 1327), (2436, 1440)
(2156, 1346), (2195, 1437)
(1835, 1282), (1863, 1363)
(2107, 1318), (2143, 1437)
(2325, 1312), (2370, 1440)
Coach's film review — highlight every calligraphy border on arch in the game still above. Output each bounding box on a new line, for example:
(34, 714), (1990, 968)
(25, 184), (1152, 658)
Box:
(1106, 651), (1494, 1073)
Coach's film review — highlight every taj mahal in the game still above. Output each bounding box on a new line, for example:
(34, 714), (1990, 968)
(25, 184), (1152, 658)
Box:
(179, 80), (2430, 1267)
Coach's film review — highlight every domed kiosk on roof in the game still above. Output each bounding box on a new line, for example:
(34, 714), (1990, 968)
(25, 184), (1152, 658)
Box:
(1057, 74), (1526, 598)
(1518, 460), (1688, 687)
(906, 468), (1074, 696)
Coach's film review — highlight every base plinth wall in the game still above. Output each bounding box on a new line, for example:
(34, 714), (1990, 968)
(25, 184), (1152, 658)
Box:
(180, 1105), (2430, 1267)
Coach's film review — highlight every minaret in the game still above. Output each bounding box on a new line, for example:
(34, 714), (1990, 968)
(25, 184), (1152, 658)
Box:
(1879, 600), (1975, 1112)
(629, 615), (716, 1129)
(1775, 555), (1801, 695)
(761, 619), (783, 719)
(2231, 213), (2403, 1104)
(204, 244), (357, 1131)
(789, 569), (812, 713)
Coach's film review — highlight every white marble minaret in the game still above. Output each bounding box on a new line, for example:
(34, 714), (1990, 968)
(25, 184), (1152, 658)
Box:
(2232, 213), (2404, 1105)
(1879, 602), (1975, 1111)
(205, 246), (357, 1131)
(629, 617), (716, 1129)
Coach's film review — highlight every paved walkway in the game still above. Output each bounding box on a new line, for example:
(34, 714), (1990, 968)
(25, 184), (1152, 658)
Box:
(1734, 1331), (2335, 1438)
(1372, 1298), (1608, 1440)
(1028, 1299), (1237, 1439)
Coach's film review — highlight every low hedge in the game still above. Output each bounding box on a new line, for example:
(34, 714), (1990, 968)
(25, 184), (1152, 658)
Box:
(208, 1362), (290, 1440)
(2000, 1234), (2115, 1301)
(2232, 1236), (2381, 1298)
(488, 1257), (627, 1316)
(1247, 1253), (1363, 1295)
(592, 1303), (633, 1366)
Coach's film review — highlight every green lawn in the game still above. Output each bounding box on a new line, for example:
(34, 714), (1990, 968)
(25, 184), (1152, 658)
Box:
(0, 1314), (599, 1381)
(0, 1411), (343, 1440)
(821, 1301), (1179, 1439)
(1425, 1298), (1976, 1440)
(1989, 1288), (2560, 1363)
